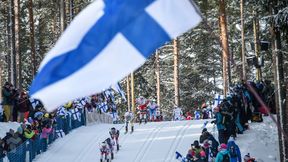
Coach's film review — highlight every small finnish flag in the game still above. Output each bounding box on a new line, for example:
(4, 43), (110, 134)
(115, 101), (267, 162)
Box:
(29, 0), (202, 112)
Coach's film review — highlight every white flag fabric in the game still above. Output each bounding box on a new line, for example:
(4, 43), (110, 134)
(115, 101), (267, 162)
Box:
(29, 0), (202, 112)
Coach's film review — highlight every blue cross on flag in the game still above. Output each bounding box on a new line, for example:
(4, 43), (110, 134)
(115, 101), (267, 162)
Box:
(29, 0), (202, 112)
(213, 94), (224, 108)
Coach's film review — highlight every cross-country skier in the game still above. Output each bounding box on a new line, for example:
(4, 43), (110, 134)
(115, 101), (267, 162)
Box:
(124, 110), (134, 133)
(148, 99), (158, 122)
(173, 107), (183, 121)
(100, 141), (111, 162)
(109, 127), (120, 151)
(136, 96), (149, 124)
(104, 138), (115, 159)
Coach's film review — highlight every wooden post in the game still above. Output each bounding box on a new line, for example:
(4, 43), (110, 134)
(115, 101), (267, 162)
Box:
(240, 0), (246, 81)
(219, 0), (230, 96)
(173, 39), (180, 107)
(155, 50), (161, 109)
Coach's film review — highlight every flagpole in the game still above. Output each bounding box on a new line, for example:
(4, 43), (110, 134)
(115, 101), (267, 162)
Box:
(131, 73), (135, 113)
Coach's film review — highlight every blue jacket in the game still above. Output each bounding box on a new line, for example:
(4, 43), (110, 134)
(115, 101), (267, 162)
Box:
(215, 149), (229, 162)
(227, 141), (241, 162)
(216, 112), (225, 130)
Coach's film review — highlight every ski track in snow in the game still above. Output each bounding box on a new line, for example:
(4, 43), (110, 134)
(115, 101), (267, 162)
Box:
(163, 121), (190, 162)
(132, 122), (168, 162)
(33, 118), (278, 162)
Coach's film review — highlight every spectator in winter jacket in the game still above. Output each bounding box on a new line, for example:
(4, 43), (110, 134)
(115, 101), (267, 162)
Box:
(0, 138), (5, 160)
(2, 130), (14, 152)
(200, 128), (219, 152)
(16, 92), (32, 123)
(215, 143), (230, 162)
(214, 106), (228, 144)
(202, 140), (217, 162)
(1, 82), (14, 122)
(24, 125), (36, 140)
(40, 124), (52, 152)
(187, 140), (206, 162)
(6, 132), (22, 152)
(227, 138), (241, 162)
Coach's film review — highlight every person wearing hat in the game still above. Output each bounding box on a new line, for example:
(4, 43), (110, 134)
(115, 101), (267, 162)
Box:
(227, 137), (241, 162)
(1, 82), (13, 122)
(203, 140), (217, 162)
(199, 128), (219, 155)
(215, 143), (230, 162)
(16, 91), (32, 123)
(186, 140), (206, 162)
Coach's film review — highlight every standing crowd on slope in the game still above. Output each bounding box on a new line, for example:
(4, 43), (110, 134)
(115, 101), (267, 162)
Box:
(176, 80), (275, 162)
(0, 81), (123, 162)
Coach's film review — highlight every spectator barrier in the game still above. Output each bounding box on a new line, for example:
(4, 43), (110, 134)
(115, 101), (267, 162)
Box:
(86, 109), (113, 125)
(0, 109), (88, 162)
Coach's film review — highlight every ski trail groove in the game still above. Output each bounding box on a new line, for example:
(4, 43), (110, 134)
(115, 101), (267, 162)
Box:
(164, 121), (191, 162)
(137, 122), (170, 162)
(72, 129), (107, 162)
(132, 122), (167, 162)
(74, 124), (123, 162)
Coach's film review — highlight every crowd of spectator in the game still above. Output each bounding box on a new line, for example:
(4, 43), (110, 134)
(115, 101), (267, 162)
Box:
(178, 80), (275, 162)
(0, 81), (120, 162)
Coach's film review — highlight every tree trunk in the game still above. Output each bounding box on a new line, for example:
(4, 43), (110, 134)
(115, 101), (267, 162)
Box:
(126, 76), (131, 111)
(240, 0), (246, 80)
(253, 10), (261, 81)
(173, 39), (180, 107)
(275, 27), (288, 162)
(60, 0), (66, 33)
(28, 0), (37, 75)
(219, 0), (230, 96)
(14, 0), (21, 90)
(0, 59), (2, 99)
(4, 0), (11, 83)
(10, 0), (16, 86)
(52, 0), (59, 42)
(69, 0), (74, 22)
(131, 73), (135, 113)
(155, 50), (161, 109)
(269, 4), (283, 161)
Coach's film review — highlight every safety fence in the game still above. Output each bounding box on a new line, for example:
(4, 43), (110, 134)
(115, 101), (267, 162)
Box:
(0, 108), (112, 162)
(86, 109), (113, 125)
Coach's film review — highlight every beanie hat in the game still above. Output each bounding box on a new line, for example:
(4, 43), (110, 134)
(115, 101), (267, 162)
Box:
(202, 128), (207, 133)
(193, 140), (199, 147)
(220, 143), (227, 149)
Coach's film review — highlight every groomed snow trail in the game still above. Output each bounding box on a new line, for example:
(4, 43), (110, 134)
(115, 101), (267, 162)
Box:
(34, 120), (214, 162)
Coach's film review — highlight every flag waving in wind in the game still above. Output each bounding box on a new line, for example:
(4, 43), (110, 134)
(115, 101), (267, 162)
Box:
(30, 0), (202, 112)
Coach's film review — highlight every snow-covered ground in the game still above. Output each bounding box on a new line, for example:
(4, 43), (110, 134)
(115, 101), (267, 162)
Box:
(0, 116), (279, 162)
(0, 122), (20, 138)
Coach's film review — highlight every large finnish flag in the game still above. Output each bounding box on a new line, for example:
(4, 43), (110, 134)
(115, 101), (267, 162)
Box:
(29, 0), (202, 111)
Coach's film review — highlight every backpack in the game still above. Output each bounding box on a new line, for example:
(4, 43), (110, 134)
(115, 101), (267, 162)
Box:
(229, 145), (238, 158)
(222, 153), (230, 162)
